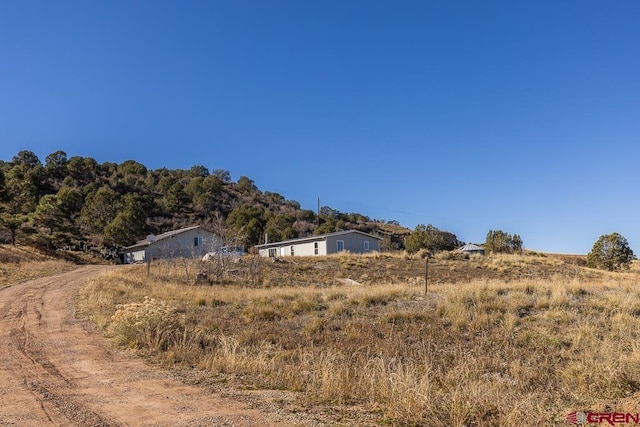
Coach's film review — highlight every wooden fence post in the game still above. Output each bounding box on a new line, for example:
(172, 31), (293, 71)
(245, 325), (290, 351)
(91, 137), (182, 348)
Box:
(425, 255), (429, 296)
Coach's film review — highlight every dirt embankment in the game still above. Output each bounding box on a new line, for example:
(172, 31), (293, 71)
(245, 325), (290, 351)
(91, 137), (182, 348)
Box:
(0, 266), (299, 426)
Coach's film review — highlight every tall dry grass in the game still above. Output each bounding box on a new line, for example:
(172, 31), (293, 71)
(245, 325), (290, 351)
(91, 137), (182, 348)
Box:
(77, 255), (640, 426)
(0, 258), (75, 287)
(0, 244), (93, 287)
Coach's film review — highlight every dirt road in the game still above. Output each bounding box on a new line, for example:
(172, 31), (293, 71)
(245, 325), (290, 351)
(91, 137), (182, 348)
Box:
(0, 266), (296, 426)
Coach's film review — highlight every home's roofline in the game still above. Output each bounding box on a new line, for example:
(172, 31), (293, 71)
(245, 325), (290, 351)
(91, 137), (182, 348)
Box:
(255, 229), (382, 249)
(123, 225), (203, 250)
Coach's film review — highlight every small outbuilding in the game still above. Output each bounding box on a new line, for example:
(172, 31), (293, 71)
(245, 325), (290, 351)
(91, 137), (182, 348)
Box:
(255, 230), (382, 257)
(457, 243), (485, 256)
(122, 225), (221, 264)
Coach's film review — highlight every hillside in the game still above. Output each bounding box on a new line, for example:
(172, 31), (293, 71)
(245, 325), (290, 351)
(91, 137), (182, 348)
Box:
(0, 244), (77, 286)
(0, 150), (418, 256)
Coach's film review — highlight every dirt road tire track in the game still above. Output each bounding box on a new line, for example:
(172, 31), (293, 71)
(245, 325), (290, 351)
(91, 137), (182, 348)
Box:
(0, 266), (291, 426)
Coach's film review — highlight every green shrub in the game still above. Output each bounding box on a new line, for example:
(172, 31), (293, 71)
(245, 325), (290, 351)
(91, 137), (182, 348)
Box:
(587, 232), (634, 271)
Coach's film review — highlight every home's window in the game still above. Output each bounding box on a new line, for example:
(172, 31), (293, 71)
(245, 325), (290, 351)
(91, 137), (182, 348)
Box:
(194, 237), (203, 247)
(337, 240), (344, 252)
(290, 245), (295, 256)
(314, 242), (319, 255)
(268, 248), (277, 257)
(364, 241), (370, 251)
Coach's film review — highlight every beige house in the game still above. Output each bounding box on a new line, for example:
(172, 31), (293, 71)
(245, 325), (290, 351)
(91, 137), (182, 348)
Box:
(122, 225), (221, 263)
(256, 230), (382, 257)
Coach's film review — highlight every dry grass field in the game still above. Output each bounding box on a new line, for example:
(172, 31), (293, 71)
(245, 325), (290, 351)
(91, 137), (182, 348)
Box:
(77, 252), (640, 426)
(0, 245), (77, 287)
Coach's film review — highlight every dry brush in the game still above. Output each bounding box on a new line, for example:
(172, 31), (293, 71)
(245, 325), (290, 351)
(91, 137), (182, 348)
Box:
(77, 253), (640, 426)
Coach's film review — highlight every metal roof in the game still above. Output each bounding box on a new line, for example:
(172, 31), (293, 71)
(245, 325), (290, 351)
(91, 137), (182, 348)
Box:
(457, 243), (485, 252)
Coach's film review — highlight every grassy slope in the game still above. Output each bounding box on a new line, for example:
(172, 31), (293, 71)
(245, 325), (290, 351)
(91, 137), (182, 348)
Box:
(0, 245), (77, 287)
(78, 252), (640, 426)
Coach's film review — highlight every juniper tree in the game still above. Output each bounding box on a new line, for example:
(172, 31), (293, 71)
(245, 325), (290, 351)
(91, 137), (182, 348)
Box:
(586, 232), (634, 271)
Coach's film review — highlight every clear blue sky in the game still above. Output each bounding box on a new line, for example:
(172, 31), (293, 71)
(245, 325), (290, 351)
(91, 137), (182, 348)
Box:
(1, 0), (639, 254)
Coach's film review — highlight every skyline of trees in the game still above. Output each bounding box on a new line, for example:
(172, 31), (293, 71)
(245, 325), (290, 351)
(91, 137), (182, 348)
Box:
(2, 150), (573, 259)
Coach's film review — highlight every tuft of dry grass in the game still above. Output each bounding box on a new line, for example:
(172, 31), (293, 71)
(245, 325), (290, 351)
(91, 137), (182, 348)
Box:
(108, 297), (184, 350)
(77, 254), (640, 426)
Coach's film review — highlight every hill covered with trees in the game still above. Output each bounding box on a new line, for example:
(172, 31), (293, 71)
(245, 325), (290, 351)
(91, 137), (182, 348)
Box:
(0, 150), (415, 257)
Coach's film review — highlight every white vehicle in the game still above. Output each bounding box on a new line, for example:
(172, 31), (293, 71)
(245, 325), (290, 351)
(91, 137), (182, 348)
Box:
(202, 246), (245, 261)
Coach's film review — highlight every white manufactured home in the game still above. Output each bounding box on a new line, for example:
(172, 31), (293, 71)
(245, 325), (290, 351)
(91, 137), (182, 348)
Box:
(256, 230), (382, 257)
(122, 225), (222, 264)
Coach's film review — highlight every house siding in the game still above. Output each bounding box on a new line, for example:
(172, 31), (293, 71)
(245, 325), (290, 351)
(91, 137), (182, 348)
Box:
(258, 240), (326, 257)
(149, 228), (220, 259)
(326, 234), (379, 254)
(122, 227), (221, 263)
(317, 240), (327, 256)
(257, 231), (379, 257)
(289, 241), (320, 256)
